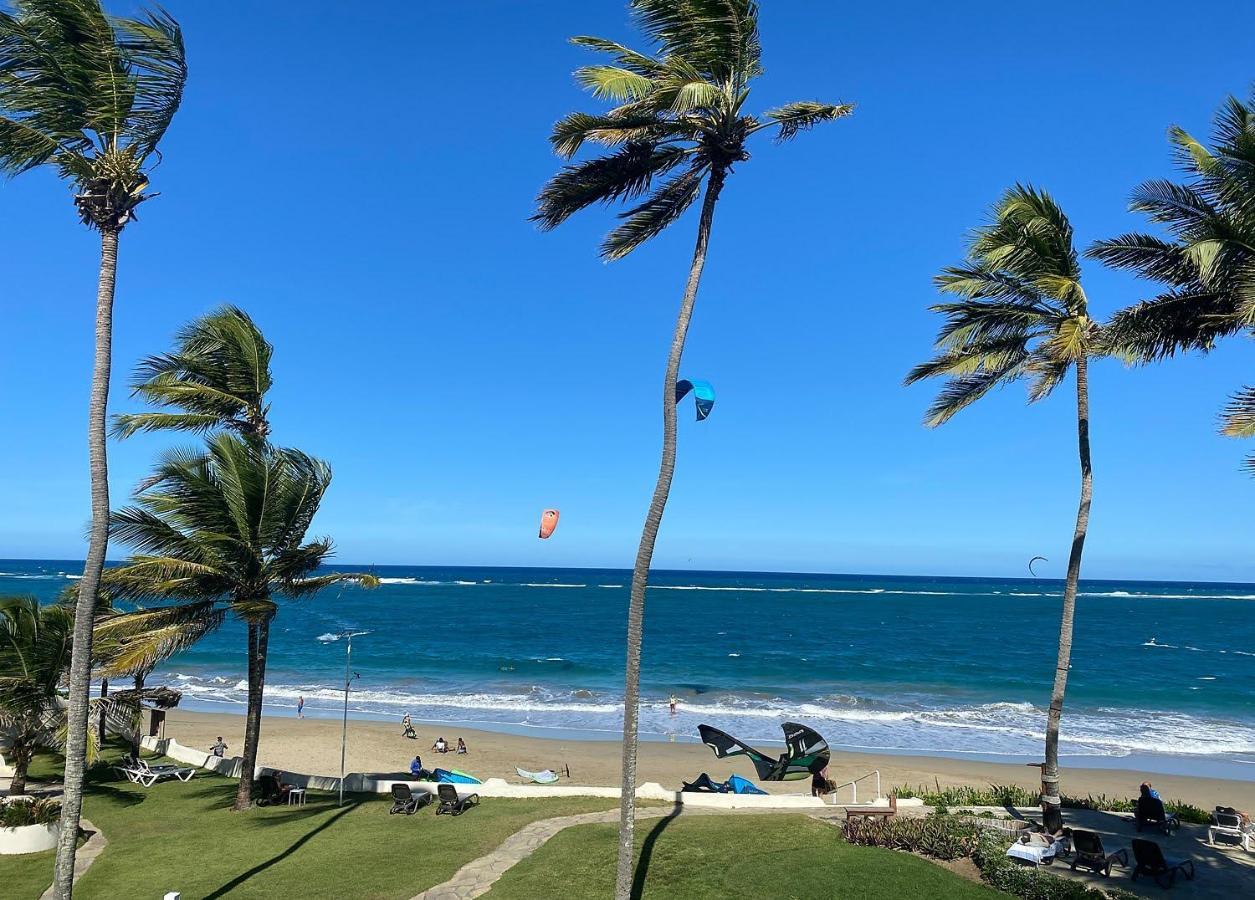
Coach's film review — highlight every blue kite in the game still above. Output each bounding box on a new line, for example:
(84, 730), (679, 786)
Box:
(675, 379), (715, 421)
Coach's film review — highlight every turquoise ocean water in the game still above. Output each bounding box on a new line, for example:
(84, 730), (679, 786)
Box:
(4, 559), (1254, 778)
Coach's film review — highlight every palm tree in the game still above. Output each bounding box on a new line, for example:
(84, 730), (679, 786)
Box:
(533, 2), (851, 892)
(0, 2), (186, 886)
(105, 433), (378, 809)
(112, 306), (273, 441)
(1090, 88), (1255, 473)
(905, 185), (1101, 819)
(0, 596), (75, 795)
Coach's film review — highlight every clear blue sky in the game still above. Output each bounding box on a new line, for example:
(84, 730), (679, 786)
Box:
(1, 1), (1252, 581)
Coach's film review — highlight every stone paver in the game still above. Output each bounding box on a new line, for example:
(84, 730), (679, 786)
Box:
(39, 817), (107, 900)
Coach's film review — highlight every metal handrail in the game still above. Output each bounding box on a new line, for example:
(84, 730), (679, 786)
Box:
(830, 769), (881, 805)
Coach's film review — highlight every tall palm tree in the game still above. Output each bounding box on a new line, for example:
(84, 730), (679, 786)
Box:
(0, 2), (185, 887)
(0, 596), (75, 795)
(105, 433), (378, 810)
(1090, 88), (1255, 473)
(533, 2), (851, 893)
(905, 185), (1101, 818)
(112, 305), (273, 441)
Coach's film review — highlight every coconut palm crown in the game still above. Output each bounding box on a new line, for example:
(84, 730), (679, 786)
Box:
(1089, 89), (1255, 472)
(906, 185), (1099, 421)
(0, 0), (186, 231)
(112, 306), (274, 441)
(533, 0), (852, 258)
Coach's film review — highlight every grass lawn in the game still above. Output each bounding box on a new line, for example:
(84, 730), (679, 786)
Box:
(2, 750), (617, 899)
(485, 814), (1004, 900)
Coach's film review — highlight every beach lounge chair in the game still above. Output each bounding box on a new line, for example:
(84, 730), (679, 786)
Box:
(1208, 808), (1254, 851)
(1070, 829), (1128, 876)
(1135, 795), (1180, 834)
(135, 758), (196, 782)
(1131, 838), (1195, 888)
(435, 783), (479, 816)
(388, 783), (430, 815)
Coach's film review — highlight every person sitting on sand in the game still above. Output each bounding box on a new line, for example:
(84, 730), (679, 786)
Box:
(432, 736), (448, 753)
(410, 755), (430, 780)
(456, 738), (467, 755)
(210, 737), (228, 758)
(402, 713), (416, 739)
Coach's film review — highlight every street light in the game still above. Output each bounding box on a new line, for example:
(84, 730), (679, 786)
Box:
(318, 629), (370, 806)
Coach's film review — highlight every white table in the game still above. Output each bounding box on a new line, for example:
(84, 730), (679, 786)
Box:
(287, 788), (306, 806)
(1005, 842), (1055, 867)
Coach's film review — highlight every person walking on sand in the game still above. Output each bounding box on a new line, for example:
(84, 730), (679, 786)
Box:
(297, 695), (305, 719)
(402, 713), (416, 739)
(210, 737), (228, 758)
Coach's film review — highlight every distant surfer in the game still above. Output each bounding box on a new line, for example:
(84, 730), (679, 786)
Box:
(669, 694), (678, 715)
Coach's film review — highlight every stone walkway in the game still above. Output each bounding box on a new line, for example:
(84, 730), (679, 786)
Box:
(38, 818), (107, 900)
(413, 805), (833, 900)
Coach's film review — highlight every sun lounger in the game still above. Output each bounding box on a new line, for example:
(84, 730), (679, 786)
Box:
(1070, 829), (1128, 876)
(1209, 808), (1254, 851)
(1135, 795), (1180, 834)
(114, 758), (195, 788)
(135, 758), (196, 782)
(1132, 838), (1195, 888)
(389, 783), (431, 815)
(435, 783), (479, 816)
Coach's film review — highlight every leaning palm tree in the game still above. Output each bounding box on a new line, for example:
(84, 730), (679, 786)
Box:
(112, 305), (273, 441)
(905, 185), (1101, 819)
(533, 2), (851, 892)
(105, 433), (378, 809)
(0, 1), (185, 886)
(0, 596), (75, 795)
(1090, 88), (1255, 473)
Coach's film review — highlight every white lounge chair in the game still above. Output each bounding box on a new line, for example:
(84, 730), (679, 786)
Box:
(1209, 810), (1254, 851)
(116, 757), (196, 787)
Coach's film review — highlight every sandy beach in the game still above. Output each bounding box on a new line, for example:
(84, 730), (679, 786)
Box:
(161, 708), (1255, 809)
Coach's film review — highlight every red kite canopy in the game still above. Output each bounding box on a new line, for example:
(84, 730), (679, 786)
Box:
(539, 509), (560, 539)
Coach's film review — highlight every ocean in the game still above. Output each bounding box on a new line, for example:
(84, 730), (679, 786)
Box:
(5, 559), (1254, 778)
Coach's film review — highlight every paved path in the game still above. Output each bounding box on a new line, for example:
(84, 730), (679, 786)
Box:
(38, 817), (107, 900)
(414, 805), (837, 900)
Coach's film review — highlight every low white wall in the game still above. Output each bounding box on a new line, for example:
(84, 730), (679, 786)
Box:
(0, 823), (59, 855)
(142, 736), (843, 808)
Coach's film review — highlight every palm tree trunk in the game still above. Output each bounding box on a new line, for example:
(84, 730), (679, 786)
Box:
(128, 671), (145, 759)
(614, 169), (727, 900)
(54, 228), (119, 900)
(1041, 355), (1093, 815)
(10, 737), (32, 797)
(234, 616), (271, 810)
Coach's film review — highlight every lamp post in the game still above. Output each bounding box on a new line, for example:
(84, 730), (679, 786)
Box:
(320, 629), (369, 806)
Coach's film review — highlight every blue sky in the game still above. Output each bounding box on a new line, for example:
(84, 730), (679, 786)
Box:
(1, 1), (1253, 581)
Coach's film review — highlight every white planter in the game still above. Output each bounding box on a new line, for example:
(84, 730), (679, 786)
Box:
(0, 822), (59, 855)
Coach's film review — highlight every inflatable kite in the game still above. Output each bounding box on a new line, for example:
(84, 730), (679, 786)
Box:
(675, 379), (715, 421)
(515, 766), (560, 785)
(433, 768), (481, 784)
(538, 509), (559, 539)
(697, 722), (830, 782)
(1028, 556), (1048, 577)
(681, 773), (767, 794)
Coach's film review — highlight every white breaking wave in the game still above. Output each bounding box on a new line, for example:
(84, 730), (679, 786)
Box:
(522, 583), (585, 588)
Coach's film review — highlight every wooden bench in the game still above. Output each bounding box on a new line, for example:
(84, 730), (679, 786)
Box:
(844, 793), (898, 822)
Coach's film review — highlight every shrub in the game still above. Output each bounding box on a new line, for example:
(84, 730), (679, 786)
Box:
(0, 797), (61, 828)
(843, 815), (983, 860)
(972, 832), (1138, 900)
(893, 783), (1211, 824)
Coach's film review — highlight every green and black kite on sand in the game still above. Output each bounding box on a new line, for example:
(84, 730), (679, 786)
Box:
(698, 722), (830, 781)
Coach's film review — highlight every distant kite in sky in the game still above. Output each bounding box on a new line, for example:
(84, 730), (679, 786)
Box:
(1028, 556), (1048, 577)
(538, 509), (560, 540)
(675, 379), (715, 421)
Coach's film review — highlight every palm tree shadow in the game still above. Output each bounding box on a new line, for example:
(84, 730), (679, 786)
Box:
(630, 805), (682, 900)
(203, 800), (359, 898)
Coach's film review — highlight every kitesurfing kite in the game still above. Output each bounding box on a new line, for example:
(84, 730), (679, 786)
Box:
(1028, 556), (1048, 577)
(697, 722), (830, 781)
(675, 379), (715, 421)
(538, 509), (559, 539)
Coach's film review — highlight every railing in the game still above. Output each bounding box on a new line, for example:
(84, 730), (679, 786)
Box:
(830, 769), (880, 805)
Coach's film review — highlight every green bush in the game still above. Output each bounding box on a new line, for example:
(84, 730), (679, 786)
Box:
(893, 783), (1211, 824)
(972, 832), (1138, 900)
(0, 797), (61, 827)
(843, 815), (983, 860)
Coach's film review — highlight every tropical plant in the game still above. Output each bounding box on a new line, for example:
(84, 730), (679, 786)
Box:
(534, 4), (850, 893)
(1090, 88), (1255, 473)
(112, 305), (273, 441)
(0, 596), (75, 795)
(0, 0), (186, 887)
(0, 796), (62, 827)
(905, 185), (1101, 819)
(104, 433), (377, 809)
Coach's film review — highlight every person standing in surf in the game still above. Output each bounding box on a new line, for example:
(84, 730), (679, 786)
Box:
(669, 695), (677, 716)
(297, 695), (305, 719)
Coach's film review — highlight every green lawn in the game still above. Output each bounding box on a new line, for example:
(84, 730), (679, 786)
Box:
(485, 814), (1004, 900)
(1, 750), (617, 899)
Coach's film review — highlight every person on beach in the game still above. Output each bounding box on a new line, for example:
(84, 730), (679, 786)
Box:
(669, 694), (677, 715)
(297, 695), (305, 718)
(432, 736), (448, 753)
(456, 737), (467, 755)
(210, 737), (228, 758)
(402, 713), (416, 739)
(1140, 781), (1161, 800)
(811, 767), (833, 797)
(410, 755), (430, 779)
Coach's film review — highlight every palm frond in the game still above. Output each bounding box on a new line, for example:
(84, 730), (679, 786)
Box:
(1221, 386), (1255, 439)
(569, 35), (667, 75)
(1086, 233), (1198, 286)
(1104, 289), (1235, 361)
(919, 350), (1032, 427)
(762, 101), (853, 141)
(532, 142), (689, 230)
(602, 163), (706, 259)
(112, 7), (185, 156)
(575, 65), (653, 102)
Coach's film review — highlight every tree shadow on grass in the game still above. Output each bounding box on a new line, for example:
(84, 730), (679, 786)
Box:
(203, 799), (361, 898)
(630, 805), (682, 900)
